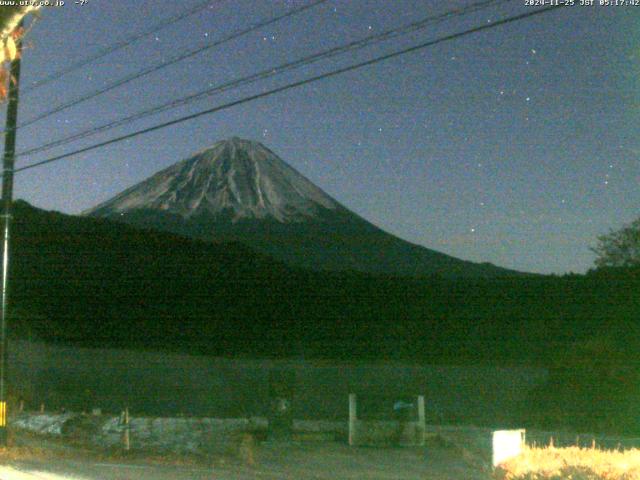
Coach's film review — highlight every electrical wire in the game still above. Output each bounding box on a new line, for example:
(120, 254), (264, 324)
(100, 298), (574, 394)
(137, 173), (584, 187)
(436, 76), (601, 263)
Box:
(13, 5), (562, 176)
(17, 0), (511, 158)
(23, 0), (218, 94)
(11, 0), (329, 132)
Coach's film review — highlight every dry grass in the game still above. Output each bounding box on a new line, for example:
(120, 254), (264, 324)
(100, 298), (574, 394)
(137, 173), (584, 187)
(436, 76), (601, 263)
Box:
(0, 445), (53, 464)
(495, 445), (640, 479)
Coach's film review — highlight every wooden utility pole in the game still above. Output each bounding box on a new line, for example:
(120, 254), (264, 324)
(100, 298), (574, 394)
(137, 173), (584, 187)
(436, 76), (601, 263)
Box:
(0, 19), (23, 446)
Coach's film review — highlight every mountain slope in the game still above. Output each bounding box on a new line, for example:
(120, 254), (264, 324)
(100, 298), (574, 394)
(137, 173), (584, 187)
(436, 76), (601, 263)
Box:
(85, 137), (520, 278)
(9, 200), (299, 356)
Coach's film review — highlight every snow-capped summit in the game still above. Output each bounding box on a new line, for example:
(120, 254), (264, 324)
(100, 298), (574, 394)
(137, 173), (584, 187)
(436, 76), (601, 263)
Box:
(86, 137), (337, 223)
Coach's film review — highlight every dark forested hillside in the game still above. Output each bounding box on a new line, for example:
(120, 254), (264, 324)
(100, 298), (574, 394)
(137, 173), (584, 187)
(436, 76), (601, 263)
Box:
(7, 201), (640, 368)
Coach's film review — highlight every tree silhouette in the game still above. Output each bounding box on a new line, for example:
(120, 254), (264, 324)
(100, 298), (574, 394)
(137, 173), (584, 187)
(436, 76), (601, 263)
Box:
(592, 217), (640, 268)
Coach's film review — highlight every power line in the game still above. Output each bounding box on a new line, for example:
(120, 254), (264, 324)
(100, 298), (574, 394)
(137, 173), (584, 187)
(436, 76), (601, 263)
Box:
(18, 0), (510, 159)
(13, 5), (562, 176)
(11, 0), (329, 132)
(24, 0), (218, 94)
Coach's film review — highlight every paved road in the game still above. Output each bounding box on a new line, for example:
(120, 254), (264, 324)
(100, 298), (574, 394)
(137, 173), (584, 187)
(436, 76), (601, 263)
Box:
(2, 460), (234, 479)
(1, 460), (316, 479)
(1, 443), (489, 479)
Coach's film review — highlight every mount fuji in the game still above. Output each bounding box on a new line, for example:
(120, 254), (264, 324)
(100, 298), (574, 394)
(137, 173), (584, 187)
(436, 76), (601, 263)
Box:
(85, 138), (518, 277)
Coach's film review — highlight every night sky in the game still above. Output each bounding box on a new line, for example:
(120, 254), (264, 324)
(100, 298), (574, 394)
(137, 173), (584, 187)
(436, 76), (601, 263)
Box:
(5, 0), (639, 274)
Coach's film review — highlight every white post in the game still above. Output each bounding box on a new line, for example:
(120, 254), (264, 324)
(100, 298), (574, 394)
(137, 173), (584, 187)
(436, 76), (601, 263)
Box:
(492, 429), (525, 468)
(123, 407), (130, 451)
(348, 393), (357, 446)
(417, 395), (425, 445)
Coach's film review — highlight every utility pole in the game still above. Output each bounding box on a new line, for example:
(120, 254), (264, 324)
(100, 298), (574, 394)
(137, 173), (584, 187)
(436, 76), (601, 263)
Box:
(0, 20), (23, 446)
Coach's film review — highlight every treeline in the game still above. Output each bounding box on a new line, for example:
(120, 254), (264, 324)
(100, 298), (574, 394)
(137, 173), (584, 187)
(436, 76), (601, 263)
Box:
(7, 201), (639, 366)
